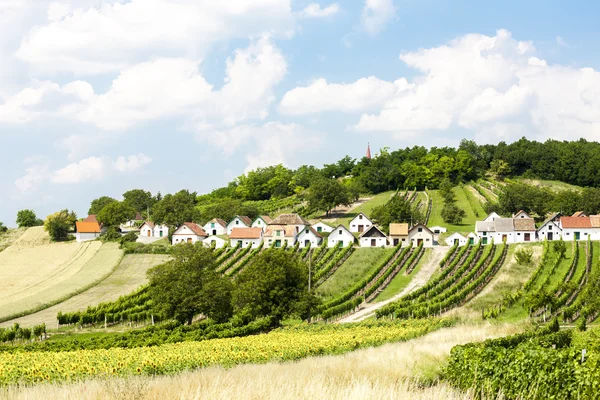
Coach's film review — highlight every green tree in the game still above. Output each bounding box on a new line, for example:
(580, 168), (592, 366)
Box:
(44, 210), (76, 241)
(490, 159), (512, 180)
(514, 248), (533, 265)
(147, 244), (233, 324)
(553, 239), (567, 258)
(438, 178), (456, 204)
(88, 196), (117, 215)
(441, 204), (466, 224)
(152, 190), (199, 226)
(123, 189), (155, 214)
(16, 209), (42, 228)
(306, 178), (351, 217)
(371, 195), (424, 232)
(233, 249), (312, 325)
(97, 201), (136, 227)
(0, 222), (7, 233)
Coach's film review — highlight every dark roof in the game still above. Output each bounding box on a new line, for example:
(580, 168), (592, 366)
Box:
(513, 218), (535, 231)
(134, 212), (143, 221)
(230, 227), (263, 239)
(359, 225), (387, 238)
(83, 214), (98, 223)
(269, 213), (310, 226)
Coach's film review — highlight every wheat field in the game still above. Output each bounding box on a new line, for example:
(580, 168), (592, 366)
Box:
(1, 322), (519, 400)
(0, 227), (122, 321)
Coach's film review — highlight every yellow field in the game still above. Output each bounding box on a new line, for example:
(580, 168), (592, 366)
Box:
(1, 254), (169, 328)
(0, 227), (123, 321)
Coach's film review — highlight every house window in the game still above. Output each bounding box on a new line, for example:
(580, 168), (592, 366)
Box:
(339, 230), (342, 235)
(426, 238), (430, 241)
(306, 229), (309, 234)
(276, 231), (281, 237)
(418, 228), (423, 232)
(211, 223), (215, 228)
(317, 227), (322, 232)
(402, 238), (406, 242)
(236, 220), (239, 225)
(483, 232), (487, 236)
(359, 215), (363, 220)
(518, 233), (521, 236)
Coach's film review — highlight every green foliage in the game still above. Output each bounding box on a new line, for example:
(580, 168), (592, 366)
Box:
(88, 196), (117, 215)
(313, 244), (355, 283)
(44, 209), (77, 242)
(306, 178), (351, 216)
(578, 317), (587, 332)
(148, 244), (233, 324)
(489, 159), (511, 179)
(514, 247), (534, 265)
(152, 190), (200, 226)
(0, 222), (7, 233)
(196, 198), (261, 223)
(97, 201), (136, 227)
(119, 231), (138, 245)
(16, 209), (42, 228)
(371, 194), (424, 231)
(122, 189), (155, 214)
(553, 238), (567, 258)
(441, 203), (466, 224)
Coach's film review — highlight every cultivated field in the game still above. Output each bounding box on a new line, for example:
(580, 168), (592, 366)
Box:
(1, 254), (169, 328)
(0, 227), (122, 321)
(0, 228), (27, 253)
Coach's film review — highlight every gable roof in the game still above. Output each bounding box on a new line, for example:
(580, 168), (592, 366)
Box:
(561, 216), (592, 229)
(389, 223), (409, 236)
(76, 221), (101, 233)
(269, 213), (310, 226)
(572, 211), (588, 218)
(359, 225), (387, 238)
(409, 224), (434, 235)
(476, 221), (496, 232)
(483, 212), (501, 222)
(350, 212), (373, 223)
(83, 214), (98, 223)
(140, 221), (155, 229)
(331, 224), (353, 236)
(512, 210), (531, 219)
(447, 232), (466, 240)
(539, 212), (562, 230)
(264, 225), (297, 238)
(298, 226), (323, 239)
(207, 218), (227, 228)
(253, 215), (273, 224)
(513, 218), (536, 231)
(174, 222), (207, 237)
(133, 212), (143, 221)
(590, 215), (600, 228)
(228, 216), (252, 226)
(312, 220), (333, 228)
(230, 227), (263, 239)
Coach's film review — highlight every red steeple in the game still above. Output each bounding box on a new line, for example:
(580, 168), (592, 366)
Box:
(366, 143), (372, 159)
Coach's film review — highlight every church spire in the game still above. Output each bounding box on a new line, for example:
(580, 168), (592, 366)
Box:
(366, 142), (372, 159)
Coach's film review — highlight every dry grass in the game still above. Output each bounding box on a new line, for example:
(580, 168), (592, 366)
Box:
(0, 228), (27, 252)
(1, 322), (520, 400)
(0, 228), (122, 321)
(1, 254), (169, 328)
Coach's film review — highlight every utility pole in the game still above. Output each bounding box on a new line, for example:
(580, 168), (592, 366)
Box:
(307, 247), (312, 323)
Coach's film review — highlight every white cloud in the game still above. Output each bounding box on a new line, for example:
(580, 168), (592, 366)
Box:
(114, 154), (152, 173)
(361, 0), (396, 36)
(301, 3), (340, 18)
(351, 29), (600, 142)
(556, 36), (569, 48)
(14, 164), (49, 192)
(16, 0), (293, 75)
(279, 76), (407, 115)
(52, 156), (107, 184)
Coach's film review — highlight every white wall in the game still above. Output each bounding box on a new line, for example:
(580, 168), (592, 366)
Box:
(408, 230), (434, 248)
(203, 237), (226, 249)
(227, 218), (249, 235)
(312, 222), (333, 234)
(537, 223), (561, 241)
(477, 231), (536, 244)
(360, 236), (387, 247)
(349, 214), (372, 233)
(153, 225), (168, 238)
(327, 228), (354, 248)
(230, 238), (262, 248)
(76, 232), (99, 242)
(251, 219), (268, 231)
(172, 234), (201, 245)
(561, 228), (600, 241)
(297, 231), (322, 248)
(204, 222), (226, 236)
(140, 226), (153, 237)
(446, 236), (467, 246)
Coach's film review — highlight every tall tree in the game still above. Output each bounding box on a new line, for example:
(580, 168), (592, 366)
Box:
(88, 196), (117, 215)
(97, 201), (136, 227)
(16, 209), (42, 228)
(371, 195), (423, 232)
(122, 189), (155, 214)
(148, 244), (232, 324)
(152, 190), (199, 226)
(306, 178), (351, 217)
(44, 210), (76, 241)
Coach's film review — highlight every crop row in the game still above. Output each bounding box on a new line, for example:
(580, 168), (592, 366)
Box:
(462, 185), (482, 217)
(314, 246), (339, 271)
(439, 243), (459, 268)
(313, 245), (355, 284)
(217, 244), (253, 274)
(225, 242), (264, 276)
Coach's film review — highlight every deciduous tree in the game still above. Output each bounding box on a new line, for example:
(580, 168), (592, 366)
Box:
(88, 196), (117, 215)
(97, 201), (136, 227)
(16, 209), (42, 228)
(306, 178), (351, 217)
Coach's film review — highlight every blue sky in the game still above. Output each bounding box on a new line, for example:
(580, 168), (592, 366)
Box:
(1, 0), (599, 226)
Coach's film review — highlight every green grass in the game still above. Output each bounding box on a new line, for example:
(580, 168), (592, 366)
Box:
(374, 248), (431, 302)
(516, 178), (583, 192)
(148, 238), (169, 247)
(333, 191), (395, 227)
(428, 188), (478, 236)
(316, 247), (392, 302)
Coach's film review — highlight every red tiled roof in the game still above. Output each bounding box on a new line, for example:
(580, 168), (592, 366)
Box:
(230, 227), (263, 239)
(208, 218), (227, 228)
(141, 221), (155, 229)
(560, 217), (592, 229)
(83, 214), (98, 223)
(76, 221), (101, 233)
(174, 222), (207, 237)
(134, 212), (143, 220)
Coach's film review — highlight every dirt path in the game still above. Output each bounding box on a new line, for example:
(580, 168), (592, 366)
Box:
(339, 246), (449, 323)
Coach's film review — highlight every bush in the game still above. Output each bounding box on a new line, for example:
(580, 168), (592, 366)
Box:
(120, 231), (138, 245)
(514, 247), (533, 265)
(101, 226), (122, 242)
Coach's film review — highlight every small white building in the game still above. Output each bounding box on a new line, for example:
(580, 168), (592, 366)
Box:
(537, 213), (563, 241)
(123, 212), (144, 228)
(476, 217), (535, 244)
(297, 227), (323, 248)
(226, 216), (252, 235)
(203, 218), (227, 236)
(430, 226), (447, 235)
(269, 214), (310, 234)
(172, 222), (207, 245)
(75, 221), (102, 242)
(139, 221), (169, 238)
(483, 212), (501, 222)
(203, 235), (227, 249)
(251, 215), (273, 231)
(264, 225), (297, 248)
(559, 216), (600, 241)
(349, 212), (373, 233)
(229, 227), (263, 248)
(408, 224), (435, 248)
(327, 225), (355, 248)
(359, 225), (388, 247)
(445, 232), (468, 247)
(312, 221), (334, 234)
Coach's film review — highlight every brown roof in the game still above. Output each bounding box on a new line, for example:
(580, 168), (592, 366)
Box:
(389, 223), (409, 236)
(269, 213), (310, 226)
(590, 215), (600, 228)
(208, 218), (227, 228)
(83, 214), (98, 223)
(259, 215), (273, 224)
(230, 227), (263, 239)
(141, 221), (155, 229)
(175, 222), (207, 237)
(572, 211), (587, 218)
(264, 225), (297, 238)
(298, 226), (322, 239)
(560, 217), (592, 229)
(134, 212), (143, 220)
(76, 221), (101, 233)
(230, 216), (252, 226)
(513, 218), (536, 231)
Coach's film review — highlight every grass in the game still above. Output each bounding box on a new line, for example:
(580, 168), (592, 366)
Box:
(0, 228), (27, 252)
(374, 249), (431, 302)
(1, 253), (170, 329)
(316, 247), (392, 302)
(517, 178), (583, 192)
(428, 188), (478, 236)
(333, 191), (395, 227)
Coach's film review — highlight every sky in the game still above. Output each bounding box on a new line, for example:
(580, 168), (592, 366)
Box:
(1, 0), (599, 226)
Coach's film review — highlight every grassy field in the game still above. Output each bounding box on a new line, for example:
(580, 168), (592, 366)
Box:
(0, 228), (27, 252)
(316, 247), (392, 301)
(333, 191), (395, 227)
(0, 227), (123, 322)
(428, 188), (479, 236)
(374, 248), (432, 302)
(517, 178), (583, 192)
(0, 253), (169, 328)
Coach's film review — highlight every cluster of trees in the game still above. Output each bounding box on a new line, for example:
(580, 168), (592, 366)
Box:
(44, 209), (77, 241)
(370, 194), (424, 232)
(16, 210), (43, 228)
(147, 246), (315, 326)
(0, 323), (46, 343)
(439, 179), (466, 224)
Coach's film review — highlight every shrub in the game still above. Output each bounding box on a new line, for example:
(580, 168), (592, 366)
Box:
(120, 231), (138, 245)
(514, 247), (533, 265)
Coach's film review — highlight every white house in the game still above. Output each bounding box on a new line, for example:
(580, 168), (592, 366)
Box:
(349, 212), (373, 233)
(430, 226), (447, 235)
(123, 212), (144, 228)
(513, 210), (532, 219)
(559, 216), (600, 241)
(297, 227), (323, 248)
(75, 221), (102, 242)
(312, 221), (334, 234)
(389, 223), (409, 247)
(269, 214), (310, 233)
(139, 221), (169, 238)
(537, 213), (562, 241)
(229, 227), (263, 248)
(227, 216), (252, 235)
(408, 224), (435, 248)
(327, 225), (355, 248)
(203, 218), (227, 236)
(483, 212), (501, 222)
(445, 232), (468, 247)
(476, 217), (536, 244)
(172, 222), (207, 245)
(251, 215), (273, 231)
(203, 235), (227, 249)
(359, 225), (388, 247)
(264, 225), (297, 248)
